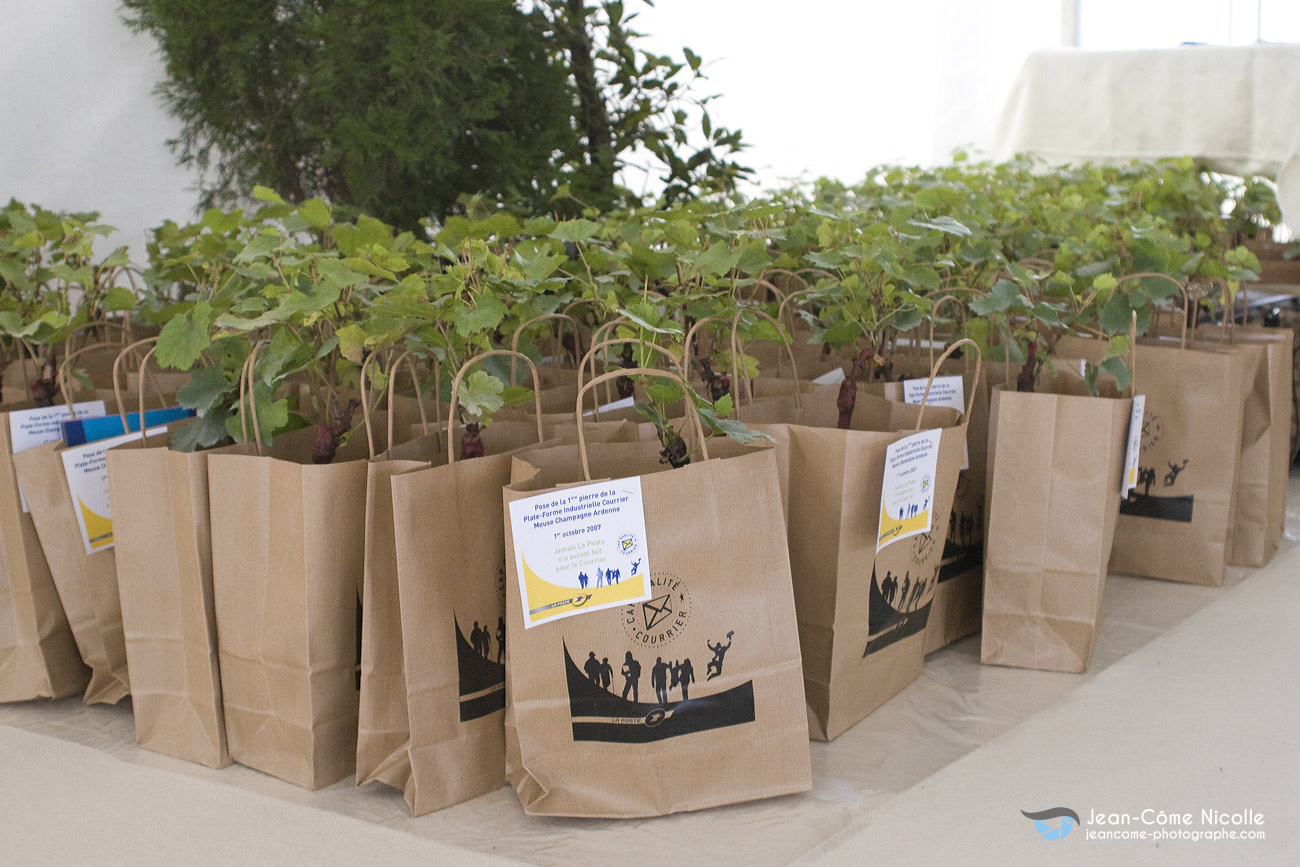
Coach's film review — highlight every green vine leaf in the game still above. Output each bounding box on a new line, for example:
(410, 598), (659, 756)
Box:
(156, 301), (214, 370)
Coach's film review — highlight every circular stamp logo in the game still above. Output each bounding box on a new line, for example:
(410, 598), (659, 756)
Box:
(617, 532), (639, 557)
(1141, 411), (1163, 450)
(920, 474), (932, 493)
(623, 571), (691, 648)
(643, 708), (667, 727)
(911, 531), (937, 566)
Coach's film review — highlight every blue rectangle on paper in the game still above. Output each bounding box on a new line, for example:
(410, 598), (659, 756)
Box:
(61, 407), (194, 447)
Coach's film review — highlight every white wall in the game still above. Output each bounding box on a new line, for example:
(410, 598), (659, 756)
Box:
(931, 0), (1066, 164)
(634, 0), (945, 188)
(0, 0), (200, 256)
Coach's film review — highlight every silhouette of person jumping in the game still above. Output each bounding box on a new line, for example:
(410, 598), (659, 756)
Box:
(584, 651), (602, 685)
(651, 657), (670, 704)
(631, 559), (641, 575)
(706, 632), (733, 680)
(599, 657), (612, 690)
(496, 617), (505, 663)
(1164, 459), (1188, 488)
(621, 651), (641, 701)
(675, 658), (695, 700)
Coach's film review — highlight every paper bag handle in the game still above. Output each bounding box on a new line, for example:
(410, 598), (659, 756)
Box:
(759, 268), (809, 292)
(236, 341), (271, 455)
(358, 351), (387, 459)
(57, 342), (151, 420)
(510, 313), (582, 385)
(388, 349), (437, 453)
(911, 338), (983, 431)
(110, 337), (167, 447)
(10, 339), (37, 401)
(681, 314), (727, 387)
(561, 297), (599, 318)
(575, 368), (710, 481)
(740, 278), (786, 304)
(446, 350), (545, 464)
(1113, 273), (1187, 348)
(729, 308), (802, 416)
(63, 320), (130, 361)
(587, 335), (676, 413)
(357, 349), (441, 457)
(586, 318), (631, 406)
(927, 295), (969, 373)
(1197, 276), (1244, 344)
(773, 288), (830, 377)
(1127, 311), (1138, 397)
(579, 338), (680, 418)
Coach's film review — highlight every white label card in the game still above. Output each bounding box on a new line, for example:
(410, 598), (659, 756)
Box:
(877, 428), (943, 553)
(60, 426), (165, 556)
(509, 478), (653, 628)
(902, 375), (968, 469)
(583, 395), (635, 417)
(8, 401), (107, 513)
(1122, 395), (1146, 498)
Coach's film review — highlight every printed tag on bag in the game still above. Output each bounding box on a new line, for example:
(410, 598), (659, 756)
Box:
(509, 478), (653, 628)
(877, 428), (942, 552)
(60, 426), (165, 555)
(902, 375), (968, 469)
(1121, 395), (1146, 498)
(8, 401), (107, 513)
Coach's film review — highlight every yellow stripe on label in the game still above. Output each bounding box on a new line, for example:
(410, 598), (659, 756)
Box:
(877, 508), (930, 547)
(522, 555), (647, 624)
(76, 495), (114, 550)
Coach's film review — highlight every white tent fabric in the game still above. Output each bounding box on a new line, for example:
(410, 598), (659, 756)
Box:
(992, 45), (1300, 228)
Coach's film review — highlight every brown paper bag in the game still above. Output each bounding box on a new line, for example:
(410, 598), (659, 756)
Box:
(1178, 336), (1273, 567)
(870, 360), (990, 653)
(502, 370), (811, 818)
(94, 338), (233, 763)
(382, 424), (535, 814)
(354, 363), (526, 807)
(7, 346), (180, 705)
(1206, 325), (1293, 563)
(208, 418), (375, 790)
(359, 419), (639, 804)
(13, 438), (131, 705)
(1054, 335), (1246, 586)
(980, 372), (1132, 673)
(107, 422), (245, 768)
(362, 351), (638, 814)
(724, 339), (974, 740)
(0, 405), (88, 701)
(1237, 326), (1293, 555)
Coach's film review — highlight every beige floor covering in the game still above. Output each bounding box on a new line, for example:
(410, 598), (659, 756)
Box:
(1, 474), (1296, 865)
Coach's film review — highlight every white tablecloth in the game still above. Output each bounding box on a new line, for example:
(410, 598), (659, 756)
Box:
(992, 45), (1300, 228)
